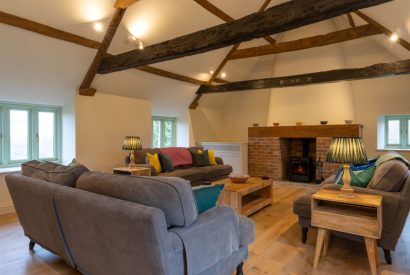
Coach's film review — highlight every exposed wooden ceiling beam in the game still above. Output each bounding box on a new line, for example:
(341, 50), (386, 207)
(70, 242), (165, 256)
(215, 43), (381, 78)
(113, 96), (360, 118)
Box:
(192, 0), (276, 44)
(197, 59), (410, 94)
(354, 11), (410, 51)
(0, 11), (100, 49)
(114, 0), (138, 9)
(229, 24), (381, 60)
(79, 8), (126, 96)
(0, 9), (215, 88)
(137, 66), (209, 85)
(347, 13), (356, 27)
(99, 0), (392, 74)
(189, 0), (273, 110)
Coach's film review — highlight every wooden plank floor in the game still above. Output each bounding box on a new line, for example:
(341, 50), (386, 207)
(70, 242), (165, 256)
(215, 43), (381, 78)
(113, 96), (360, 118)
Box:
(0, 184), (409, 275)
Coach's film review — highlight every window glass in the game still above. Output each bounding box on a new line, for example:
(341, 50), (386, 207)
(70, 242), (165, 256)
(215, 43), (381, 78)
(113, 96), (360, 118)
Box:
(10, 109), (29, 161)
(408, 120), (410, 145)
(38, 111), (55, 159)
(387, 119), (401, 145)
(152, 119), (161, 148)
(163, 120), (174, 147)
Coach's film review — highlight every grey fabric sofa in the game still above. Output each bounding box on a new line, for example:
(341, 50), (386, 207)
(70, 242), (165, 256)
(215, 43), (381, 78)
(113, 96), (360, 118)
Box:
(293, 171), (410, 265)
(6, 171), (254, 275)
(126, 147), (233, 186)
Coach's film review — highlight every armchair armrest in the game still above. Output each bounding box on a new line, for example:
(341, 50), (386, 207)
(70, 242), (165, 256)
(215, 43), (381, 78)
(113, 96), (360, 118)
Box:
(170, 205), (253, 275)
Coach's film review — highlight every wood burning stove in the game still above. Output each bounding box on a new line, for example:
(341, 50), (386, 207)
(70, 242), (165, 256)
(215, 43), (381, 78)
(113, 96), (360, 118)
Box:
(288, 139), (314, 182)
(289, 157), (313, 182)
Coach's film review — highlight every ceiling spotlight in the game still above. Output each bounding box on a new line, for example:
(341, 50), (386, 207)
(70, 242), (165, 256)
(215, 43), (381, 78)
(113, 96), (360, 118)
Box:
(390, 33), (399, 42)
(94, 22), (103, 32)
(210, 70), (214, 75)
(221, 72), (227, 78)
(138, 41), (144, 50)
(130, 35), (137, 41)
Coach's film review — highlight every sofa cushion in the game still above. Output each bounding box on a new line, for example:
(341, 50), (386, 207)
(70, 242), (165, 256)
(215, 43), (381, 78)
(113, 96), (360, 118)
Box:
(76, 172), (198, 228)
(147, 152), (162, 174)
(22, 160), (89, 187)
(158, 152), (175, 172)
(159, 147), (193, 167)
(368, 160), (408, 192)
(161, 168), (204, 184)
(194, 165), (233, 181)
(133, 148), (160, 164)
(192, 184), (224, 214)
(190, 149), (210, 167)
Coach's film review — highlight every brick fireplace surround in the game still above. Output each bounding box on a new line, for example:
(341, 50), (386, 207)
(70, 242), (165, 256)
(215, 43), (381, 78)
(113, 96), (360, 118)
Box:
(248, 125), (364, 182)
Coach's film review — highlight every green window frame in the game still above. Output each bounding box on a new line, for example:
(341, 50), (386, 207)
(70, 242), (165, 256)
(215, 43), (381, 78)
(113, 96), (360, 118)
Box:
(152, 116), (176, 148)
(0, 102), (62, 168)
(384, 115), (410, 149)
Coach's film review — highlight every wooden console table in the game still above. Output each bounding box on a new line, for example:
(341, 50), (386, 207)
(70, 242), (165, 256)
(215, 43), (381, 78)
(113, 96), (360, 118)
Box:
(113, 167), (151, 176)
(213, 177), (272, 216)
(311, 189), (382, 275)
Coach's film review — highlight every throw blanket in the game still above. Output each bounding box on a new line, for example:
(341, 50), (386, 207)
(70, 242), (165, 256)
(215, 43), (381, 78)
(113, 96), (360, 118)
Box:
(159, 147), (193, 166)
(376, 151), (410, 168)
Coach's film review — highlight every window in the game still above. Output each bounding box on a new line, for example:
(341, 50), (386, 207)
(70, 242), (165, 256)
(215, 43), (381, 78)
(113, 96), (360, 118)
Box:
(152, 116), (176, 148)
(384, 115), (410, 149)
(0, 102), (62, 168)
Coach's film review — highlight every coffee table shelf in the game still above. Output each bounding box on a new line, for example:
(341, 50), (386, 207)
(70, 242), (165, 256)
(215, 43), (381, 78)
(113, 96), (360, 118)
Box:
(213, 177), (273, 216)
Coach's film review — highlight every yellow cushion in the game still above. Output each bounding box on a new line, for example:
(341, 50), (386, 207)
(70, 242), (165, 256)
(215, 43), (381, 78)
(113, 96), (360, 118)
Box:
(199, 149), (217, 166)
(147, 153), (161, 174)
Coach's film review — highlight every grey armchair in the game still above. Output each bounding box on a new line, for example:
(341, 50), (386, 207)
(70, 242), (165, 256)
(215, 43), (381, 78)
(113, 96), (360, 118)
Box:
(293, 171), (410, 265)
(7, 171), (254, 275)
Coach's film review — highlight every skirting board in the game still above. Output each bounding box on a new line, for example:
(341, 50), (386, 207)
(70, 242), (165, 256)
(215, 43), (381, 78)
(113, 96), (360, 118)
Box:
(0, 203), (15, 215)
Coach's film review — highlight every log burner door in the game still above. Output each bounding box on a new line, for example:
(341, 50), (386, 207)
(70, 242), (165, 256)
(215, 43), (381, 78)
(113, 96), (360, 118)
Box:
(289, 157), (312, 182)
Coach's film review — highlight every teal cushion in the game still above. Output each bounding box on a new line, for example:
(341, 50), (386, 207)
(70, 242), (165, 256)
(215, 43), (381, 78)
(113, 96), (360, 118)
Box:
(335, 164), (376, 188)
(192, 184), (224, 214)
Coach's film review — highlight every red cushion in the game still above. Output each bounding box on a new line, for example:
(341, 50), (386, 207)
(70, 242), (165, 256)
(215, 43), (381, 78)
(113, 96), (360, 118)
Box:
(159, 147), (193, 167)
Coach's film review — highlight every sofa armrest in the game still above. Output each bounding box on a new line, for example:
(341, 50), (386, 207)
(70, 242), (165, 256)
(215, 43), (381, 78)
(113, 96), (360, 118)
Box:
(239, 215), (254, 247)
(170, 205), (253, 274)
(215, 157), (224, 165)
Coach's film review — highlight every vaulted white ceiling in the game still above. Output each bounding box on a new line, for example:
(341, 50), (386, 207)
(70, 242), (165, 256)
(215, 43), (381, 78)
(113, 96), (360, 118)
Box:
(0, 0), (409, 114)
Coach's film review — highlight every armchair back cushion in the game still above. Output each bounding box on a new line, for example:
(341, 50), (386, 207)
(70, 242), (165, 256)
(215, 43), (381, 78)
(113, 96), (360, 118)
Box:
(76, 172), (198, 228)
(368, 160), (408, 192)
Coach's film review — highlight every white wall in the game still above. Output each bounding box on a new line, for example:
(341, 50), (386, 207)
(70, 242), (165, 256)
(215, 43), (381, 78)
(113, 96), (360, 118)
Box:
(0, 23), (92, 214)
(76, 93), (152, 172)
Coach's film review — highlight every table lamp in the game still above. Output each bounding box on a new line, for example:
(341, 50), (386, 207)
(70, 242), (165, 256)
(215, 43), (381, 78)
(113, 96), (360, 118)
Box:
(122, 136), (142, 168)
(326, 137), (367, 197)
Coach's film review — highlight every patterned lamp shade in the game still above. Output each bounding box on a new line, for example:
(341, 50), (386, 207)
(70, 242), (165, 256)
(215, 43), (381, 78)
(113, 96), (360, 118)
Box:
(326, 137), (367, 164)
(122, 136), (142, 150)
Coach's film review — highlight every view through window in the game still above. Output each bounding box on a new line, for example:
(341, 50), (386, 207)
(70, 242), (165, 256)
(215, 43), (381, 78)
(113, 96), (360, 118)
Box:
(152, 116), (176, 148)
(385, 115), (410, 149)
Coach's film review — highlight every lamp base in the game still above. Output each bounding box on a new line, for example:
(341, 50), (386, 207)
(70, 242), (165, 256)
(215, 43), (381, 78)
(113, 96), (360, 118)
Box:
(338, 191), (357, 199)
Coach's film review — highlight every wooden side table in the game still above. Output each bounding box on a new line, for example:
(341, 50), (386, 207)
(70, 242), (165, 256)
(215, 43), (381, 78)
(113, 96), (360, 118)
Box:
(311, 189), (382, 275)
(212, 177), (273, 216)
(113, 167), (151, 176)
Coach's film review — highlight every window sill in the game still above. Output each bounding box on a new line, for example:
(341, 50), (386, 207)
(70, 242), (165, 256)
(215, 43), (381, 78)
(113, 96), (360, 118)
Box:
(0, 167), (21, 174)
(376, 148), (410, 152)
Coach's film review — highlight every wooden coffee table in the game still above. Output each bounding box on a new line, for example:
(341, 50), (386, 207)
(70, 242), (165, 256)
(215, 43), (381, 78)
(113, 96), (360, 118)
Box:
(212, 177), (273, 216)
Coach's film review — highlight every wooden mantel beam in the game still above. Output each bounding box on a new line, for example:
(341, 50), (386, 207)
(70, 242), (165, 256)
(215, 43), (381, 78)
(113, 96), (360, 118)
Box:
(229, 24), (381, 60)
(197, 59), (410, 94)
(99, 0), (392, 74)
(79, 8), (126, 96)
(114, 0), (139, 9)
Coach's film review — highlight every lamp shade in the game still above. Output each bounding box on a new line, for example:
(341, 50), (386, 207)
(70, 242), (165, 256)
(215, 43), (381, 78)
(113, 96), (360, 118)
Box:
(326, 137), (367, 164)
(122, 136), (142, 150)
